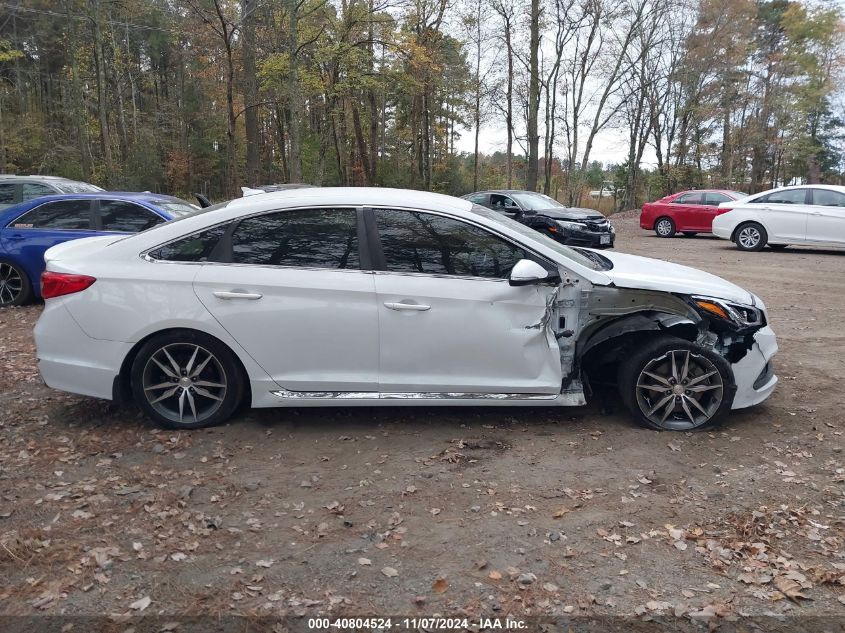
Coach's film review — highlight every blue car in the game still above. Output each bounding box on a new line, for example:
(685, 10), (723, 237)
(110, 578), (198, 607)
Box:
(0, 192), (198, 306)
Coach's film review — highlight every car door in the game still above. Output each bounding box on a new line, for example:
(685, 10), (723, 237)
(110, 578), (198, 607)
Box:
(746, 188), (810, 242)
(670, 192), (707, 230)
(368, 207), (561, 394)
(192, 207), (380, 392)
(805, 189), (845, 245)
(1, 199), (99, 283)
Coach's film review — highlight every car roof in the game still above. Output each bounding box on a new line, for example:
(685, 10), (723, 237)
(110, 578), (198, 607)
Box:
(8, 192), (182, 203)
(224, 187), (473, 214)
(0, 175), (86, 182)
(468, 190), (547, 195)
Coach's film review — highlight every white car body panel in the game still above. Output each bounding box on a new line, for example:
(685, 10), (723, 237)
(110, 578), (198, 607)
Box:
(193, 264), (380, 392)
(713, 184), (845, 247)
(34, 187), (777, 424)
(595, 250), (754, 305)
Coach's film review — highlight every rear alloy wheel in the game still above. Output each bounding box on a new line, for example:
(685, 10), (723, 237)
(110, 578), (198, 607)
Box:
(0, 260), (32, 307)
(619, 338), (734, 431)
(131, 331), (244, 429)
(654, 217), (676, 238)
(735, 222), (767, 251)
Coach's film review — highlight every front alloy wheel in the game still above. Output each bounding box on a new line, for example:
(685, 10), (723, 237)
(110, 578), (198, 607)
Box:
(131, 331), (244, 429)
(619, 338), (734, 431)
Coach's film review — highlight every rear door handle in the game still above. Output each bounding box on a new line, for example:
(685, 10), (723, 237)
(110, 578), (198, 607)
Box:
(213, 290), (263, 300)
(384, 301), (430, 311)
(6, 234), (25, 241)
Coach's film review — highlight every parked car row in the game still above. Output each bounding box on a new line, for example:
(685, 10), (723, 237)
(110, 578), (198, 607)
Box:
(0, 178), (199, 306)
(640, 184), (845, 251)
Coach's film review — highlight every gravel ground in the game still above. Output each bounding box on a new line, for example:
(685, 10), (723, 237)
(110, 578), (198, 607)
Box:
(1, 214), (843, 628)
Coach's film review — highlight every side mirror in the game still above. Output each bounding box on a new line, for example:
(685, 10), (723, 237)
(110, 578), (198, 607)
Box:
(509, 259), (557, 286)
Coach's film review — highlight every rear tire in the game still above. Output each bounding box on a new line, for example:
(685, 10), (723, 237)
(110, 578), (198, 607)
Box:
(654, 217), (676, 238)
(618, 337), (735, 431)
(735, 222), (767, 251)
(0, 260), (32, 307)
(130, 330), (245, 429)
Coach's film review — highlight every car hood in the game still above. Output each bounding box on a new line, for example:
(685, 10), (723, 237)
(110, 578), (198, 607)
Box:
(594, 250), (754, 305)
(534, 208), (605, 221)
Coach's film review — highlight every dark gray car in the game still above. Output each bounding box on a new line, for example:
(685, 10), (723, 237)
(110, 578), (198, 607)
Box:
(463, 190), (615, 248)
(0, 175), (103, 210)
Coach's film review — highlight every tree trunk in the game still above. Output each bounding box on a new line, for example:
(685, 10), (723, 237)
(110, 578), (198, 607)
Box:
(90, 0), (113, 183)
(286, 0), (303, 183)
(525, 0), (540, 192)
(242, 0), (261, 186)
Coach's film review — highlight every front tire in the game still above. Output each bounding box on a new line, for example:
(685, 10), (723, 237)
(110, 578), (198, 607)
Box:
(130, 330), (245, 429)
(735, 222), (767, 251)
(654, 217), (676, 238)
(0, 260), (32, 307)
(618, 337), (734, 431)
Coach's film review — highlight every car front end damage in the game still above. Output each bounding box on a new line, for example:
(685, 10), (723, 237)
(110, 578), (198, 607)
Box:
(572, 286), (777, 412)
(547, 216), (615, 248)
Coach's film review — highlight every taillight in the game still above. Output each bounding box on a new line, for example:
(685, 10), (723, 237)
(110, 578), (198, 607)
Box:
(41, 271), (96, 299)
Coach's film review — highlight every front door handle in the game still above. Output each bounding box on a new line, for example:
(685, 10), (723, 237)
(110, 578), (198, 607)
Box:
(384, 301), (430, 311)
(213, 290), (263, 300)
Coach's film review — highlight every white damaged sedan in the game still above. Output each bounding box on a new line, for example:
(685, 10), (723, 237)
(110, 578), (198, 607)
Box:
(34, 188), (778, 431)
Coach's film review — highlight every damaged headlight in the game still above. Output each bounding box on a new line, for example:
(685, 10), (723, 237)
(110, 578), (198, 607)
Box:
(556, 220), (585, 232)
(691, 296), (764, 328)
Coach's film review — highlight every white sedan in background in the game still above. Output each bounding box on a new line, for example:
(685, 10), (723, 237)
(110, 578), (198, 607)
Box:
(34, 188), (777, 432)
(713, 184), (845, 251)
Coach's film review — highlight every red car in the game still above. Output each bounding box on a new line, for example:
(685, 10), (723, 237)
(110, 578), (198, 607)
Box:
(640, 189), (747, 237)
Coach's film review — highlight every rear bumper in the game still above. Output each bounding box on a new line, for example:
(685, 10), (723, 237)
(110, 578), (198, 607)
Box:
(711, 222), (732, 240)
(34, 299), (130, 400)
(730, 325), (778, 409)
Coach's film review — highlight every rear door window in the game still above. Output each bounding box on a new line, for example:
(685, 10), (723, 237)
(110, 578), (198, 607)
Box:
(705, 193), (732, 205)
(99, 200), (166, 232)
(21, 183), (56, 200)
(0, 183), (16, 205)
(10, 199), (93, 230)
(755, 189), (808, 205)
(230, 208), (360, 269)
(673, 192), (705, 204)
(148, 224), (229, 262)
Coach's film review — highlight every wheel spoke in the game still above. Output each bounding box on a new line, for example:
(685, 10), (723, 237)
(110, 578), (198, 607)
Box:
(686, 383), (720, 393)
(189, 353), (213, 379)
(178, 389), (186, 422)
(680, 351), (690, 382)
(659, 398), (676, 423)
(684, 394), (709, 417)
(670, 351), (678, 381)
(149, 386), (179, 404)
(161, 347), (182, 375)
(637, 382), (667, 393)
(186, 389), (198, 422)
(144, 381), (175, 391)
(185, 346), (199, 375)
(151, 356), (177, 379)
(648, 393), (674, 416)
(680, 397), (696, 424)
(194, 380), (225, 389)
(686, 370), (717, 387)
(193, 386), (223, 401)
(641, 370), (671, 387)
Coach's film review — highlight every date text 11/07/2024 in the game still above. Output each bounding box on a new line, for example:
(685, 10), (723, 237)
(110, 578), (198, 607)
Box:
(307, 617), (528, 630)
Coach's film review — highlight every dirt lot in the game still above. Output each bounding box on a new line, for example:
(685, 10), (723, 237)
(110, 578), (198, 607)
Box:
(1, 214), (844, 628)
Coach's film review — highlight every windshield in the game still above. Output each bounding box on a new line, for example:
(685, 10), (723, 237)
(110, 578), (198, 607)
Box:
(470, 204), (611, 271)
(56, 182), (103, 193)
(510, 192), (566, 210)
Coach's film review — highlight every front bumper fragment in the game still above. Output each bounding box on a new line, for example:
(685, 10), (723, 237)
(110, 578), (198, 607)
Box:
(730, 325), (778, 409)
